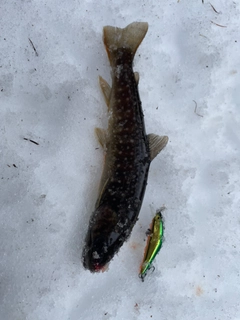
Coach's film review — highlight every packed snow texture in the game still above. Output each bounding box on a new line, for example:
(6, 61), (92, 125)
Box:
(1, 1), (240, 319)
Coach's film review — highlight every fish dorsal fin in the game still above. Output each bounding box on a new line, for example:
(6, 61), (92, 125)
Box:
(95, 127), (108, 149)
(134, 72), (139, 84)
(99, 76), (111, 108)
(148, 134), (168, 161)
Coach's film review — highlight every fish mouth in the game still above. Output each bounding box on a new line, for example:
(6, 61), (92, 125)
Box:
(93, 262), (102, 272)
(92, 262), (109, 273)
(82, 247), (110, 273)
(82, 235), (111, 273)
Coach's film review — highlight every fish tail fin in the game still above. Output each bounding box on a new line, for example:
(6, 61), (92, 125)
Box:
(103, 22), (148, 66)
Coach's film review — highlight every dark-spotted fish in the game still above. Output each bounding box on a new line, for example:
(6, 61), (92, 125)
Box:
(82, 22), (168, 272)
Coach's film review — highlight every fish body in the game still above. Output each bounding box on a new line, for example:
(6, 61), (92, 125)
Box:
(139, 210), (164, 281)
(82, 22), (168, 272)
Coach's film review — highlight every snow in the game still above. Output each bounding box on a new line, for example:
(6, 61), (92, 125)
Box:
(1, 0), (240, 319)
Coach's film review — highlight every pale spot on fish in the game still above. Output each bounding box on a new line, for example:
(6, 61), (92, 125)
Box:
(92, 251), (100, 259)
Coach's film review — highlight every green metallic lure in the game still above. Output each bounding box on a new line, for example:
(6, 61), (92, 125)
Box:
(139, 210), (164, 281)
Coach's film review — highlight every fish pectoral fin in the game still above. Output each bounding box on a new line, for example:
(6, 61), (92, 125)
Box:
(148, 134), (168, 161)
(95, 127), (108, 149)
(99, 76), (111, 108)
(134, 72), (139, 85)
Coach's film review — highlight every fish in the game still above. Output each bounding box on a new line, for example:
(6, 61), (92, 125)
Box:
(82, 22), (168, 272)
(139, 209), (164, 281)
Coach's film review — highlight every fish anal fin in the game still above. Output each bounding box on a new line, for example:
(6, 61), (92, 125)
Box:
(95, 127), (108, 149)
(99, 76), (111, 108)
(148, 134), (168, 161)
(134, 72), (139, 84)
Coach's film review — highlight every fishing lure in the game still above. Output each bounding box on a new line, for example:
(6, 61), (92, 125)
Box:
(139, 210), (164, 281)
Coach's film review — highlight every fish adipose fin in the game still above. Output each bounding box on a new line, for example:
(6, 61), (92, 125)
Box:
(103, 22), (148, 66)
(148, 134), (168, 161)
(99, 76), (111, 108)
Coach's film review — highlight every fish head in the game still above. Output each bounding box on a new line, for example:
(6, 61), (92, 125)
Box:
(82, 205), (127, 272)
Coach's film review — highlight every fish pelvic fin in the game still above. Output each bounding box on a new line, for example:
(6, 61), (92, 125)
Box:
(95, 127), (108, 149)
(103, 22), (148, 67)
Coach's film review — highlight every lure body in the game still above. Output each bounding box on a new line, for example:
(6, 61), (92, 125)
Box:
(139, 211), (164, 280)
(82, 22), (168, 272)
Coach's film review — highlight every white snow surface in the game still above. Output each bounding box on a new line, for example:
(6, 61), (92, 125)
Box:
(1, 1), (240, 319)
